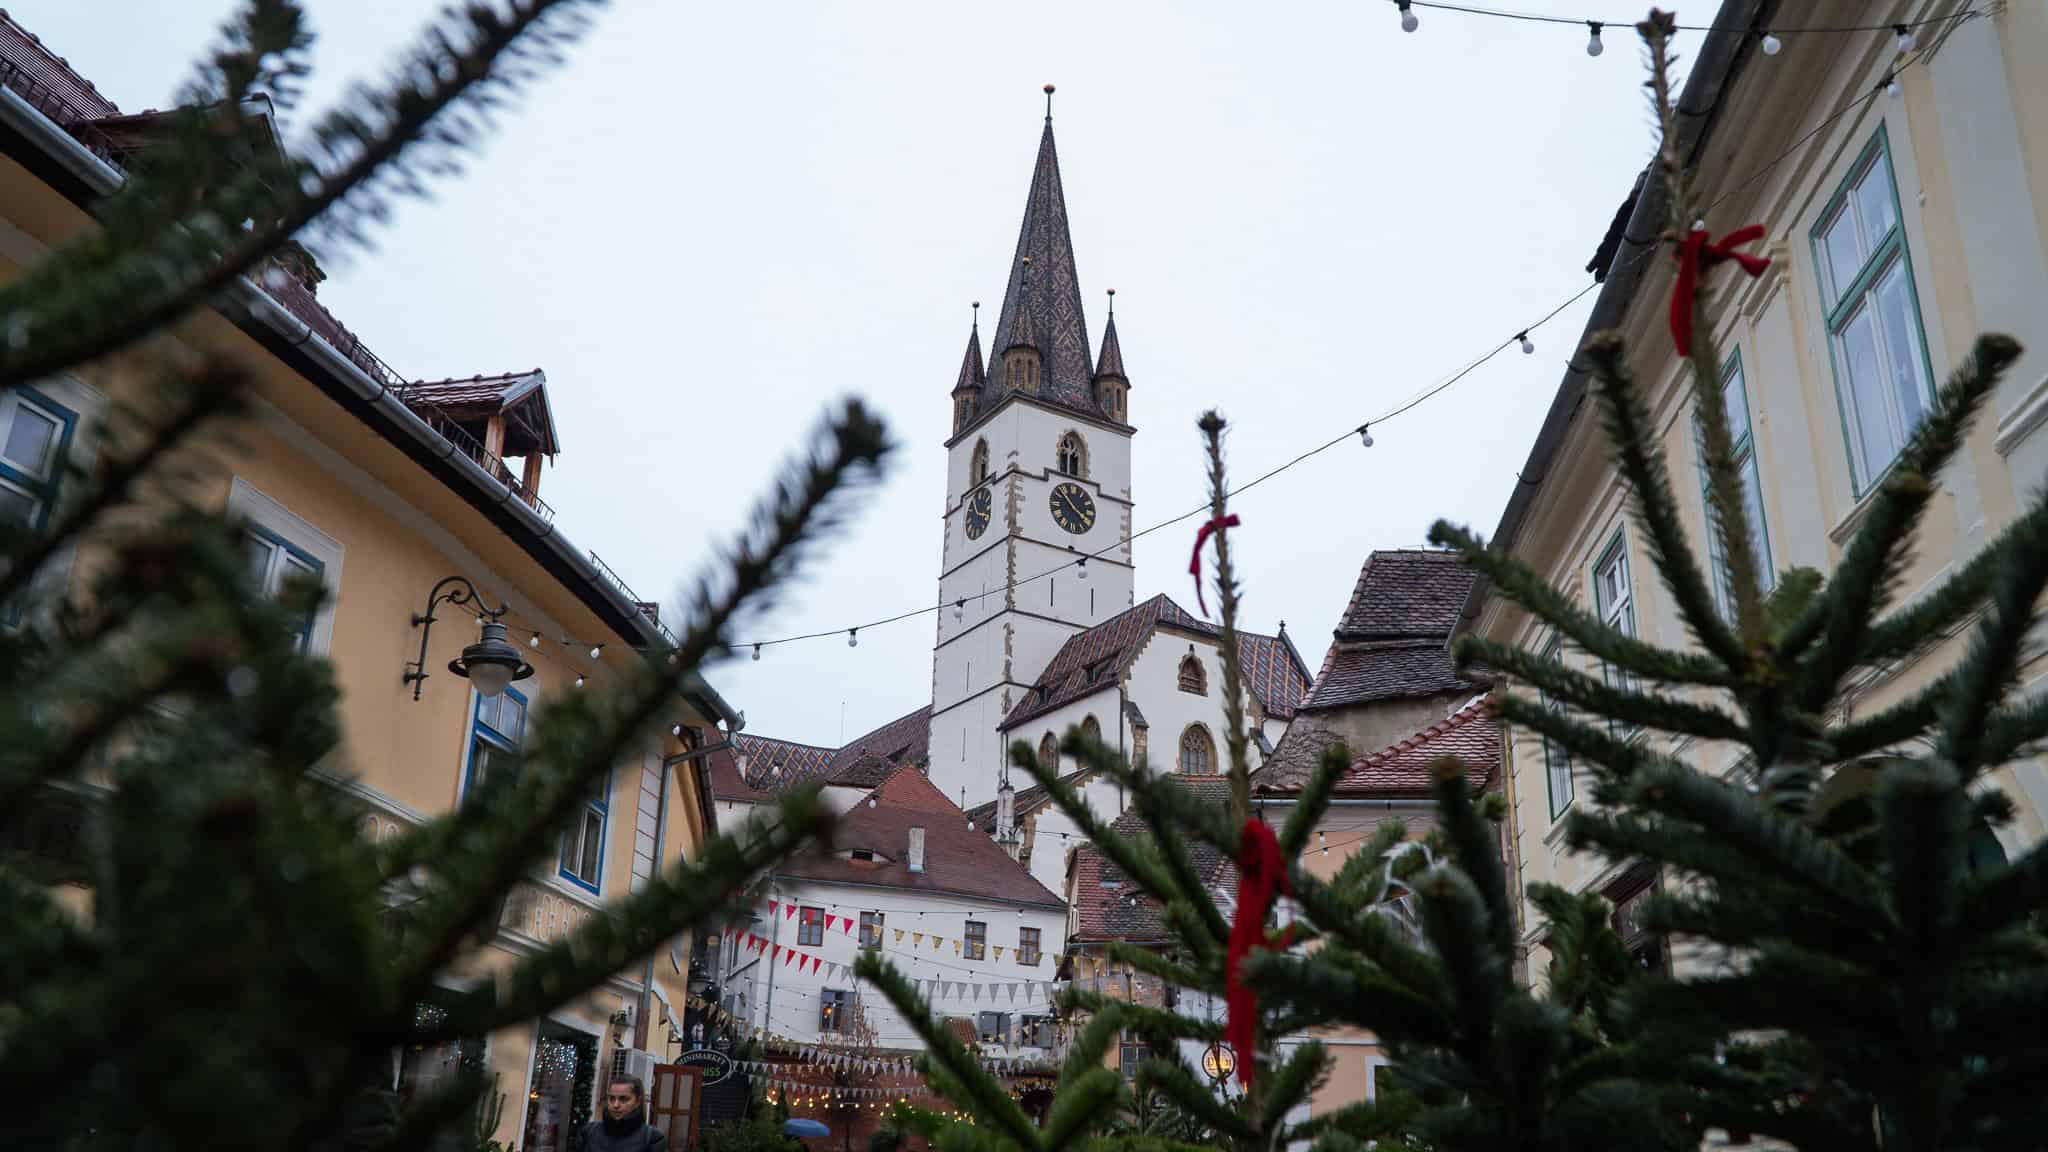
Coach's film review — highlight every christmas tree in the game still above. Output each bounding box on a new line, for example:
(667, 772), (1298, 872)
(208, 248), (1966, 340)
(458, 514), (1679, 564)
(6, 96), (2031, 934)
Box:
(0, 3), (886, 1148)
(858, 11), (2043, 1152)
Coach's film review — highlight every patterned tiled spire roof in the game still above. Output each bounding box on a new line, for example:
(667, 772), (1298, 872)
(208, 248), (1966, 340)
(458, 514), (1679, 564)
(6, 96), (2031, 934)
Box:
(1094, 297), (1126, 382)
(952, 308), (984, 395)
(981, 112), (1098, 419)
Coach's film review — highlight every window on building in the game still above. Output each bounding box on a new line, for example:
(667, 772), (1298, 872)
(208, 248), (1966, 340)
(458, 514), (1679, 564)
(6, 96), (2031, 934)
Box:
(464, 686), (527, 797)
(1038, 732), (1059, 771)
(1540, 636), (1573, 820)
(970, 439), (990, 486)
(859, 910), (884, 950)
(1178, 725), (1216, 776)
(1695, 353), (1774, 617)
(1081, 714), (1101, 744)
(1019, 1014), (1054, 1048)
(977, 1012), (1011, 1044)
(557, 766), (609, 892)
(964, 919), (986, 960)
(1056, 431), (1087, 478)
(1119, 1032), (1148, 1080)
(0, 386), (73, 535)
(820, 989), (849, 1034)
(1018, 926), (1041, 966)
(1813, 128), (1932, 494)
(1593, 531), (1638, 733)
(241, 524), (324, 651)
(798, 906), (825, 947)
(1177, 653), (1207, 695)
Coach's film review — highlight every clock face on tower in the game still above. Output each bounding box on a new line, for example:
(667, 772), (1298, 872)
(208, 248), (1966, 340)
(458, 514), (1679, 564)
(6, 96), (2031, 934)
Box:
(964, 486), (993, 540)
(1048, 482), (1097, 534)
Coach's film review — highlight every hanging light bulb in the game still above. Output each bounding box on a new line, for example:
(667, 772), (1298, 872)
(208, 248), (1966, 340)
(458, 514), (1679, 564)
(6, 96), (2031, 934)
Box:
(1357, 423), (1374, 448)
(589, 645), (602, 659)
(1894, 23), (1915, 53)
(868, 795), (878, 808)
(574, 675), (586, 689)
(672, 724), (684, 737)
(1076, 555), (1088, 579)
(1759, 29), (1782, 55)
(529, 632), (541, 649)
(752, 643), (763, 662)
(1518, 330), (1535, 354)
(1396, 0), (1417, 33)
(954, 599), (965, 622)
(847, 628), (859, 648)
(1585, 21), (1604, 56)
(1886, 73), (1902, 99)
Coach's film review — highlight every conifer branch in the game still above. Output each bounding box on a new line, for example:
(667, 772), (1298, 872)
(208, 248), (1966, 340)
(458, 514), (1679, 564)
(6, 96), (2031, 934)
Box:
(854, 951), (1044, 1151)
(1825, 672), (1951, 761)
(1579, 330), (1746, 669)
(1276, 740), (1346, 861)
(1432, 756), (1516, 966)
(1135, 1056), (1252, 1143)
(1462, 635), (1748, 745)
(0, 0), (606, 386)
(1431, 521), (1732, 686)
(1490, 693), (1677, 801)
(1197, 411), (1252, 825)
(1102, 941), (1209, 994)
(1937, 478), (2048, 775)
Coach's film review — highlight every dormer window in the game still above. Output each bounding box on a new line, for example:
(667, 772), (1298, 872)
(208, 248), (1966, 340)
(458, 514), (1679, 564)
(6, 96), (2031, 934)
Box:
(1178, 653), (1207, 696)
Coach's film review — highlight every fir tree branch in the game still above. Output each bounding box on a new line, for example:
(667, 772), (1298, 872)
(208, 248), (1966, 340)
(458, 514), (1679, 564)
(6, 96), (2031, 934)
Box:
(0, 864), (97, 994)
(1242, 951), (1453, 1047)
(1277, 738), (1346, 862)
(0, 0), (607, 386)
(1579, 330), (1747, 670)
(1196, 411), (1252, 824)
(1103, 941), (1211, 995)
(1057, 1000), (1130, 1085)
(1491, 692), (1682, 803)
(1255, 1039), (1328, 1135)
(855, 951), (1043, 1151)
(1789, 335), (2020, 698)
(1041, 1067), (1130, 1150)
(1959, 833), (2048, 939)
(1938, 477), (2048, 775)
(1826, 672), (1952, 760)
(1432, 756), (1515, 967)
(1282, 872), (1444, 1000)
(1462, 635), (1749, 746)
(1430, 520), (1732, 687)
(1414, 865), (1507, 1069)
(1134, 1057), (1252, 1144)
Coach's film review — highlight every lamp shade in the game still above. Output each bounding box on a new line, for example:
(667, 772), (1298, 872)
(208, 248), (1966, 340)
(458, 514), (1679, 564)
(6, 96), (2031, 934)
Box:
(451, 620), (533, 698)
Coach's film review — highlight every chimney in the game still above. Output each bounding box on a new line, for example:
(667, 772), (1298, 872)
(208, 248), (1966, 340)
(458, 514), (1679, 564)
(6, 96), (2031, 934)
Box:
(907, 826), (926, 874)
(996, 780), (1016, 838)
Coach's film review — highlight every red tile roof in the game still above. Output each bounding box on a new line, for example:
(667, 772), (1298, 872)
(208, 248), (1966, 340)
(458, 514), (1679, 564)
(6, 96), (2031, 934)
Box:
(1263, 697), (1500, 799)
(776, 766), (1063, 909)
(1298, 638), (1478, 712)
(1069, 777), (1235, 944)
(0, 12), (119, 126)
(735, 705), (933, 795)
(707, 744), (773, 803)
(732, 733), (837, 791)
(1002, 594), (1308, 730)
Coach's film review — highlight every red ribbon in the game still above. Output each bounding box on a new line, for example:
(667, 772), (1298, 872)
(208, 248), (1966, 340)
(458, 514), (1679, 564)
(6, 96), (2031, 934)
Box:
(1670, 225), (1770, 356)
(1226, 818), (1293, 1088)
(1188, 514), (1240, 617)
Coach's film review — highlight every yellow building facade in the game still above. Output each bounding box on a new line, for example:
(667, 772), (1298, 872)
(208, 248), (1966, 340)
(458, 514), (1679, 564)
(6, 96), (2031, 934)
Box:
(0, 21), (731, 1149)
(1477, 0), (2048, 977)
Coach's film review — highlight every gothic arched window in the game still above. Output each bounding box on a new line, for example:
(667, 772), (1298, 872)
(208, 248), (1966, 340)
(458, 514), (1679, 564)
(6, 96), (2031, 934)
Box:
(1178, 725), (1216, 776)
(970, 439), (990, 486)
(1177, 653), (1207, 696)
(1039, 732), (1060, 771)
(1056, 432), (1088, 478)
(1081, 715), (1102, 745)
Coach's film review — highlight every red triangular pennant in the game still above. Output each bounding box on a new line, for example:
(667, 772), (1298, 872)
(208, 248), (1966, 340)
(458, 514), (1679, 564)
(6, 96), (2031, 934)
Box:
(767, 900), (779, 917)
(785, 904), (798, 921)
(784, 947), (797, 966)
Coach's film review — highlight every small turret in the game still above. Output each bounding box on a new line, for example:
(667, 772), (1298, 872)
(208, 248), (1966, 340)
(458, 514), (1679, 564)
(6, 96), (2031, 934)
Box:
(951, 302), (984, 435)
(1001, 257), (1043, 395)
(1094, 288), (1129, 422)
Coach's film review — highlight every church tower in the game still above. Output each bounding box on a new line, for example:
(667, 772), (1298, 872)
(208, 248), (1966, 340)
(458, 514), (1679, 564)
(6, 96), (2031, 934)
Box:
(927, 89), (1136, 812)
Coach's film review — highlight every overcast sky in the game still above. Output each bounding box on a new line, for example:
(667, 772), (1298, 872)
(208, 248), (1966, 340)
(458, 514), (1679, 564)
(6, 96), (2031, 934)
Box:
(12, 1), (1700, 747)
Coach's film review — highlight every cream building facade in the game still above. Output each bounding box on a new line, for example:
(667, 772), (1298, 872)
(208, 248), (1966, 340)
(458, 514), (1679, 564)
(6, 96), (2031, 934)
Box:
(1473, 0), (2048, 976)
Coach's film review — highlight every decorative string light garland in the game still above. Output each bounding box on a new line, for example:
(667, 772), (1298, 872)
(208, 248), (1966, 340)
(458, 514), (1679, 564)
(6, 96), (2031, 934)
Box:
(1384, 0), (1982, 45)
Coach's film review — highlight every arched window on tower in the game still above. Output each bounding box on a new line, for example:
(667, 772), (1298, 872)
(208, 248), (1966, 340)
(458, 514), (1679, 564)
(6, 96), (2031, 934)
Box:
(970, 439), (990, 486)
(1056, 432), (1088, 478)
(1178, 725), (1216, 776)
(1081, 715), (1102, 745)
(1039, 732), (1060, 772)
(1177, 653), (1207, 696)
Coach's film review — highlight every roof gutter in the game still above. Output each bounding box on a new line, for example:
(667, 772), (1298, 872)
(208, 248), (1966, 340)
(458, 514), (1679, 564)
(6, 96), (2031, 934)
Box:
(1458, 0), (1770, 629)
(0, 81), (744, 737)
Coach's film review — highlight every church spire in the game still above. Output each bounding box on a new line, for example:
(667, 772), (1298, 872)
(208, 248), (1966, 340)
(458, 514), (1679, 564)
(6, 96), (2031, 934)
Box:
(950, 302), (984, 435)
(983, 86), (1095, 416)
(1094, 288), (1129, 423)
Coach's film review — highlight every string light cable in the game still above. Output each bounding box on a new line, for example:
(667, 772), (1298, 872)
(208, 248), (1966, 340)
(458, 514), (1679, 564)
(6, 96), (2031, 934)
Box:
(1386, 0), (1982, 44)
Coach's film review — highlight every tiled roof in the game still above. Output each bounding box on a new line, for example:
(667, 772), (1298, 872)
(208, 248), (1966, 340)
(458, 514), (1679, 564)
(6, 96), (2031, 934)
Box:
(1069, 777), (1236, 944)
(1253, 723), (1349, 793)
(734, 705), (933, 795)
(971, 118), (1115, 427)
(1334, 550), (1476, 641)
(1002, 594), (1308, 730)
(1094, 310), (1126, 381)
(406, 369), (545, 411)
(707, 744), (773, 803)
(776, 766), (1064, 909)
(962, 765), (1095, 831)
(732, 733), (837, 792)
(952, 321), (984, 395)
(1298, 638), (1478, 712)
(0, 12), (119, 124)
(1262, 697), (1500, 799)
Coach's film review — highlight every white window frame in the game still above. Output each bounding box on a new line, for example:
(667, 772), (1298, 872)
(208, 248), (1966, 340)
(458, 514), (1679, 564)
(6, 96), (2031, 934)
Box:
(226, 477), (345, 657)
(2, 375), (100, 629)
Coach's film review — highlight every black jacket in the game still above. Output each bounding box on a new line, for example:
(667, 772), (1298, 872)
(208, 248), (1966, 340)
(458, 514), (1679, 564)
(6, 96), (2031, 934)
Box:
(580, 1113), (667, 1152)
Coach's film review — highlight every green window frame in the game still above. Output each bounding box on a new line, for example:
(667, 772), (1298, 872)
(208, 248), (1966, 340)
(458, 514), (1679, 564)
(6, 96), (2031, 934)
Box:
(1593, 529), (1639, 739)
(1, 386), (78, 630)
(1811, 125), (1935, 495)
(1540, 635), (1573, 820)
(1693, 351), (1774, 618)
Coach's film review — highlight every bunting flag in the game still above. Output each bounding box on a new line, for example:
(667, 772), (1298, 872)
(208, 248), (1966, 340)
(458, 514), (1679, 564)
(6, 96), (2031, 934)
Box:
(1007, 984), (1017, 1003)
(784, 948), (797, 967)
(931, 935), (942, 951)
(912, 932), (923, 947)
(894, 929), (904, 943)
(973, 984), (982, 1002)
(767, 900), (780, 918)
(993, 946), (1004, 960)
(785, 904), (798, 921)
(952, 939), (960, 955)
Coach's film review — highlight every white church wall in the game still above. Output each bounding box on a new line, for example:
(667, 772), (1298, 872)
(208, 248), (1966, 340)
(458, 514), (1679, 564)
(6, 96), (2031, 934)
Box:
(1125, 628), (1260, 776)
(739, 877), (1067, 1056)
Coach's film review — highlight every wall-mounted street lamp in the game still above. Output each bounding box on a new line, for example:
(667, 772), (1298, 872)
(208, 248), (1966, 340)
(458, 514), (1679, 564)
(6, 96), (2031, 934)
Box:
(402, 575), (533, 701)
